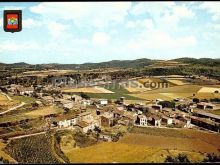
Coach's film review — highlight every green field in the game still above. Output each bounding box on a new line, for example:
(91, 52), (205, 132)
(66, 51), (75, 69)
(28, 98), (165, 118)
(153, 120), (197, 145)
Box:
(86, 83), (145, 100)
(10, 96), (37, 104)
(211, 109), (220, 116)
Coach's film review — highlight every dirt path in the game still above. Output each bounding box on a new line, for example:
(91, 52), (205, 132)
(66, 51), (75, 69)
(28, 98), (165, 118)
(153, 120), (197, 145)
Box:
(9, 131), (47, 140)
(0, 102), (26, 115)
(1, 92), (12, 101)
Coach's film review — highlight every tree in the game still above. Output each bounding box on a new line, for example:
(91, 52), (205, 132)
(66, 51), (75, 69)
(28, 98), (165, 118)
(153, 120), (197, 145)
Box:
(158, 101), (175, 108)
(80, 92), (90, 100)
(193, 98), (200, 103)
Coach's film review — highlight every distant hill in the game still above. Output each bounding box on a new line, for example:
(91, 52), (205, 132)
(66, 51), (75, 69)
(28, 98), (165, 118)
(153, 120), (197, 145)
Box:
(174, 58), (220, 67)
(0, 58), (219, 70)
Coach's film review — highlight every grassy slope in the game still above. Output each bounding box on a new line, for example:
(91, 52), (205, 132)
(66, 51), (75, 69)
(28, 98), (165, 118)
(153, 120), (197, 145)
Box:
(0, 106), (63, 124)
(10, 95), (37, 104)
(63, 126), (220, 163)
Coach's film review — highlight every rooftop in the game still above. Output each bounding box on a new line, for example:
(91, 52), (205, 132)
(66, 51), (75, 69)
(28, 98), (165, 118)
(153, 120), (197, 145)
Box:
(194, 111), (220, 120)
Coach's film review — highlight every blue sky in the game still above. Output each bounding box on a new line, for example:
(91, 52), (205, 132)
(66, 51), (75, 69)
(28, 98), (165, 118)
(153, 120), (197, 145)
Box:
(0, 2), (220, 64)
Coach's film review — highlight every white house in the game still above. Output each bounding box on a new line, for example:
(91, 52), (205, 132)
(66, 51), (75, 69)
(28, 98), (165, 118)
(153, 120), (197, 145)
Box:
(16, 87), (34, 96)
(57, 115), (77, 128)
(136, 115), (148, 126)
(99, 99), (108, 105)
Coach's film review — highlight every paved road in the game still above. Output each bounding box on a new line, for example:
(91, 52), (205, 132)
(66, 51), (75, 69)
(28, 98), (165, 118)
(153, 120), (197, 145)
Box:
(0, 102), (26, 115)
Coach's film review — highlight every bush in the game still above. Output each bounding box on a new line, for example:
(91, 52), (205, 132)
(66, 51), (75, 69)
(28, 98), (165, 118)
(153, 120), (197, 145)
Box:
(164, 154), (190, 163)
(192, 98), (200, 103)
(80, 92), (90, 100)
(203, 153), (220, 162)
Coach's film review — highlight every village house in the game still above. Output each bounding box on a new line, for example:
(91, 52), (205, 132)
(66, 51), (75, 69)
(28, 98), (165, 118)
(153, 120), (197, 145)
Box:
(151, 104), (163, 112)
(113, 109), (124, 118)
(197, 102), (216, 110)
(99, 99), (108, 106)
(149, 115), (162, 127)
(15, 86), (34, 96)
(42, 96), (54, 105)
(77, 112), (93, 121)
(118, 119), (130, 126)
(101, 112), (114, 127)
(136, 114), (148, 126)
(71, 94), (82, 102)
(176, 116), (191, 128)
(76, 118), (100, 133)
(190, 116), (220, 132)
(193, 111), (220, 123)
(55, 115), (78, 128)
(122, 111), (137, 124)
(76, 121), (90, 133)
(55, 99), (74, 110)
(116, 105), (125, 111)
(162, 116), (173, 125)
(81, 99), (92, 106)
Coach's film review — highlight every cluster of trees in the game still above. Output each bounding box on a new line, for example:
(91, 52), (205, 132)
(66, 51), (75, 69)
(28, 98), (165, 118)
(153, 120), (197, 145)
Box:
(164, 154), (190, 163)
(164, 153), (220, 163)
(158, 101), (176, 108)
(193, 97), (220, 103)
(203, 153), (220, 162)
(80, 92), (90, 100)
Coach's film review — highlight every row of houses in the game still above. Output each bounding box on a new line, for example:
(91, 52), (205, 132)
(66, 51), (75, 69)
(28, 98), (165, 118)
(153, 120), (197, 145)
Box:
(54, 111), (101, 133)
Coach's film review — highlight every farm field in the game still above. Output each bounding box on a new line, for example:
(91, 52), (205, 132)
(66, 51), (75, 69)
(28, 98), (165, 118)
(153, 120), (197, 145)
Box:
(64, 139), (204, 163)
(10, 95), (37, 104)
(0, 106), (63, 124)
(128, 127), (220, 153)
(210, 109), (220, 116)
(62, 126), (220, 163)
(5, 134), (63, 163)
(0, 140), (17, 163)
(165, 79), (188, 86)
(197, 87), (220, 93)
(121, 81), (152, 93)
(0, 94), (8, 101)
(22, 69), (76, 77)
(84, 83), (144, 100)
(128, 84), (220, 100)
(62, 86), (114, 94)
